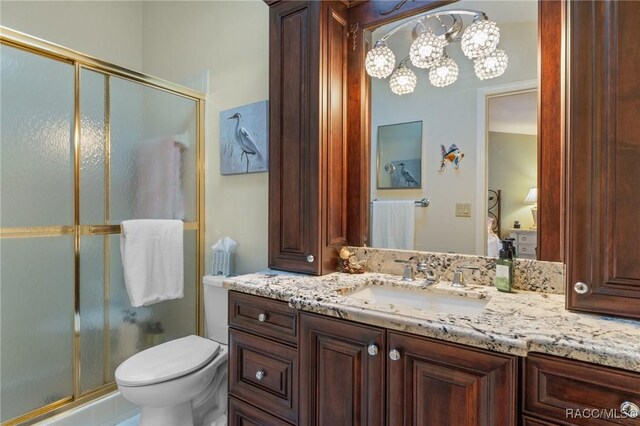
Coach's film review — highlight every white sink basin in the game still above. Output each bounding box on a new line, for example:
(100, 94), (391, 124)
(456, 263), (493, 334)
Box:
(347, 285), (488, 316)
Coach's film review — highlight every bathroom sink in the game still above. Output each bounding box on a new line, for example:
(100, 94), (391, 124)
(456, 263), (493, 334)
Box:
(347, 285), (489, 316)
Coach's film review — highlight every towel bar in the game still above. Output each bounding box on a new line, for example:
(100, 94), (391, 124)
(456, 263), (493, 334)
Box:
(371, 198), (430, 207)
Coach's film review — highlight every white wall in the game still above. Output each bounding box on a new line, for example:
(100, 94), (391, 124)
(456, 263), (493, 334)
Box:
(0, 1), (143, 71)
(371, 21), (537, 254)
(2, 0), (270, 275)
(140, 1), (270, 275)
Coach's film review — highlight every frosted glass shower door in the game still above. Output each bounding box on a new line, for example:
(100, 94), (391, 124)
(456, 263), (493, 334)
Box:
(77, 74), (199, 387)
(0, 45), (75, 422)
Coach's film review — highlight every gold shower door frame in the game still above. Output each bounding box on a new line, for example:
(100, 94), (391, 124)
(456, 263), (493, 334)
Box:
(0, 27), (206, 426)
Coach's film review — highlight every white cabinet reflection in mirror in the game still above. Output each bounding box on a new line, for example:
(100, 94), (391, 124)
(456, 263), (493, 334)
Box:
(369, 0), (538, 256)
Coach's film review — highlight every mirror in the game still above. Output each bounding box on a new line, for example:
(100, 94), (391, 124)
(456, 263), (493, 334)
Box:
(377, 121), (423, 189)
(367, 0), (539, 258)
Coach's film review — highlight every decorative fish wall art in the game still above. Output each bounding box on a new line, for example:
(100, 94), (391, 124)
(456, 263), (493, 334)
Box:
(439, 143), (464, 171)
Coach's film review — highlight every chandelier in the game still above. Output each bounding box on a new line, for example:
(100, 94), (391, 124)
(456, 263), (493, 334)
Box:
(365, 9), (508, 95)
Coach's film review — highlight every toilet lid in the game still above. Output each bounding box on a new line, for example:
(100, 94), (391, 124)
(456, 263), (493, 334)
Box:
(115, 335), (221, 387)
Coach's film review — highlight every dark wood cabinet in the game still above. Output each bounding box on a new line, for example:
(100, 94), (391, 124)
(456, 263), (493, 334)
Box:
(228, 329), (298, 423)
(566, 0), (640, 318)
(228, 292), (299, 425)
(267, 0), (348, 275)
(387, 331), (517, 426)
(229, 292), (640, 426)
(299, 312), (385, 426)
(229, 397), (292, 426)
(523, 353), (640, 425)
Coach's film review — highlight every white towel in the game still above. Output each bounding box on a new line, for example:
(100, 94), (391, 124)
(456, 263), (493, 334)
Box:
(120, 220), (184, 307)
(371, 200), (415, 250)
(134, 137), (185, 220)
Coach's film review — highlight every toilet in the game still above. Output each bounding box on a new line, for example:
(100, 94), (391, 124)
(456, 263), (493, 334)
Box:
(115, 276), (229, 426)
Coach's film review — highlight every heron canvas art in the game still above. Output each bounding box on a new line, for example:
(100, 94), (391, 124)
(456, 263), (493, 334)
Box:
(220, 100), (268, 175)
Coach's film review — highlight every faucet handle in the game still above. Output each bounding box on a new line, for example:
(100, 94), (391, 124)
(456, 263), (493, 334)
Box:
(402, 263), (414, 282)
(452, 268), (465, 288)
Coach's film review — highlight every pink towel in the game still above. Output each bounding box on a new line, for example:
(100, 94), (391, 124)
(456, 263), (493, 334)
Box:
(134, 137), (185, 220)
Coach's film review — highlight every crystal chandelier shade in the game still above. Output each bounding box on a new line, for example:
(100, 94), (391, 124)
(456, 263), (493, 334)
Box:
(365, 41), (396, 79)
(389, 64), (417, 95)
(429, 55), (459, 87)
(461, 20), (500, 59)
(474, 49), (508, 80)
(409, 31), (446, 69)
(365, 9), (508, 95)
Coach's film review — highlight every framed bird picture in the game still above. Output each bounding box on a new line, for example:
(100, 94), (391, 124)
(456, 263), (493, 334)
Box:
(376, 120), (423, 189)
(219, 100), (268, 175)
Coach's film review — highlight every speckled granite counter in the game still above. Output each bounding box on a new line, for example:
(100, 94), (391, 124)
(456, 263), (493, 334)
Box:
(224, 271), (640, 373)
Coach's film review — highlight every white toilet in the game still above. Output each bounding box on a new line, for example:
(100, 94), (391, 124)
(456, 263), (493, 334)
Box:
(115, 276), (229, 426)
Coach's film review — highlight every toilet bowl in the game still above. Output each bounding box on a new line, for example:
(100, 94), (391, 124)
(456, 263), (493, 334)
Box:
(115, 276), (229, 426)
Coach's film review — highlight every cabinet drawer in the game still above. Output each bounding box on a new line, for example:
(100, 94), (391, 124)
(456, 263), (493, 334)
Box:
(229, 291), (297, 345)
(524, 354), (640, 425)
(518, 233), (537, 244)
(518, 243), (537, 257)
(228, 397), (292, 426)
(229, 329), (298, 423)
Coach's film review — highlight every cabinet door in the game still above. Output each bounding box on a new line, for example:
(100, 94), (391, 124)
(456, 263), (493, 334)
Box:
(299, 312), (385, 426)
(567, 1), (640, 318)
(387, 331), (517, 426)
(267, 0), (347, 275)
(268, 1), (319, 274)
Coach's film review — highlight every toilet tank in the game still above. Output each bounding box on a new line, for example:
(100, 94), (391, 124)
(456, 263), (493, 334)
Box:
(202, 275), (228, 345)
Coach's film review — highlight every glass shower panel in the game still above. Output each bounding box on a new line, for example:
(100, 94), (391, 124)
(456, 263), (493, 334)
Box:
(109, 77), (197, 223)
(106, 231), (197, 380)
(0, 44), (74, 227)
(79, 236), (105, 393)
(79, 69), (106, 225)
(0, 237), (74, 422)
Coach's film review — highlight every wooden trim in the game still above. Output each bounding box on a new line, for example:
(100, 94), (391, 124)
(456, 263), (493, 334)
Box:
(538, 0), (564, 262)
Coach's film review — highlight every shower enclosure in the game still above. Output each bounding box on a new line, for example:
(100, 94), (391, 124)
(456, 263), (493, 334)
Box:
(0, 28), (205, 425)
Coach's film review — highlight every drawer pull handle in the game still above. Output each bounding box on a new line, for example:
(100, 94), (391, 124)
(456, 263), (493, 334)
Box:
(389, 349), (401, 361)
(574, 281), (590, 295)
(258, 313), (268, 322)
(255, 369), (266, 381)
(307, 255), (315, 263)
(621, 401), (639, 418)
(367, 344), (378, 356)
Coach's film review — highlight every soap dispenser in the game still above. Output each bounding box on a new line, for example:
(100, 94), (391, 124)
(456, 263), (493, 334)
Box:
(495, 239), (515, 292)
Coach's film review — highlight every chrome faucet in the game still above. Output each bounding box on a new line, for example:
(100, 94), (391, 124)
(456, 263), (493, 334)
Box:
(416, 259), (437, 285)
(395, 259), (414, 281)
(451, 265), (480, 288)
(402, 263), (414, 281)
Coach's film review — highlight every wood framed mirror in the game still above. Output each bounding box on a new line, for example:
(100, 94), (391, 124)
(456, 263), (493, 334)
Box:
(345, 0), (563, 262)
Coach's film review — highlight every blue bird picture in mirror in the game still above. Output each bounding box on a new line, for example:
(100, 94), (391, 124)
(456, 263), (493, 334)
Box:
(220, 100), (268, 175)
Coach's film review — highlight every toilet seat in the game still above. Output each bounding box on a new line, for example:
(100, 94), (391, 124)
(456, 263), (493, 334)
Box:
(115, 335), (221, 387)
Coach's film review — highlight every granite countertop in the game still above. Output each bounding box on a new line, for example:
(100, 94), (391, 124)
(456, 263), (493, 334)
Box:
(224, 271), (640, 373)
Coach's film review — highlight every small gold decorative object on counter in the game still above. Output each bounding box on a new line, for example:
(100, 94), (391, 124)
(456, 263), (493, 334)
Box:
(338, 247), (366, 274)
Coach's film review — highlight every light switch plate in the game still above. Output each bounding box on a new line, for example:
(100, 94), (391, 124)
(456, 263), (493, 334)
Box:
(456, 203), (472, 217)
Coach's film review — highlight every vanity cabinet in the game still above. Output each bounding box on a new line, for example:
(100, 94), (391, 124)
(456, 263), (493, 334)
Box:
(299, 312), (385, 425)
(567, 0), (640, 318)
(298, 313), (517, 426)
(267, 0), (349, 275)
(387, 331), (517, 426)
(229, 291), (640, 426)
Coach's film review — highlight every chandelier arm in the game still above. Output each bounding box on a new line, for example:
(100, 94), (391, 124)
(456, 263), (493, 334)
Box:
(378, 9), (488, 43)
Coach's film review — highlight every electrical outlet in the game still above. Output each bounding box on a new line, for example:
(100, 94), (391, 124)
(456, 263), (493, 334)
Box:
(455, 203), (472, 217)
